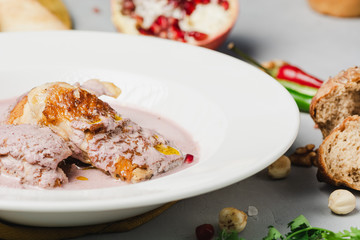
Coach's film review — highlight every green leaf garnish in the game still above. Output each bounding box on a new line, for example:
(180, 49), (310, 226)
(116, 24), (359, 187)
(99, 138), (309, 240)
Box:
(263, 226), (283, 240)
(215, 215), (360, 240)
(216, 230), (246, 240)
(288, 215), (311, 233)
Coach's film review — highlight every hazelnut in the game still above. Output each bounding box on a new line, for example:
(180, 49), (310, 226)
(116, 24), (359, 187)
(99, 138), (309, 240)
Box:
(328, 189), (356, 215)
(268, 155), (291, 179)
(219, 207), (247, 233)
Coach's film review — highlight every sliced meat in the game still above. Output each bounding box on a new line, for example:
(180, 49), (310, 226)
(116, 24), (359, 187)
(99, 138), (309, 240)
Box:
(0, 124), (71, 188)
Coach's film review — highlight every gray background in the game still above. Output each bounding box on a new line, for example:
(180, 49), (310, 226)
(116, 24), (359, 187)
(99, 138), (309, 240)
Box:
(61, 0), (360, 239)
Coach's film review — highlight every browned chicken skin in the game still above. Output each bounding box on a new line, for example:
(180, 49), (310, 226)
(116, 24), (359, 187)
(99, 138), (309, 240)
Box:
(7, 81), (184, 183)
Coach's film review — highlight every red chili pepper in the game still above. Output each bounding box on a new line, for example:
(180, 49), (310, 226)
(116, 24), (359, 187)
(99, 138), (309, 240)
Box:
(227, 42), (324, 113)
(277, 64), (323, 89)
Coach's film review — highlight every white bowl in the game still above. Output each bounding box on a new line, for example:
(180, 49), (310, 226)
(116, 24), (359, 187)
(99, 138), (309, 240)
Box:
(0, 31), (299, 227)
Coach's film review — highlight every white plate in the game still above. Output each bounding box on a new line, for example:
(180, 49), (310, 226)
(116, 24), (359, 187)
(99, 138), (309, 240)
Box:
(0, 31), (299, 227)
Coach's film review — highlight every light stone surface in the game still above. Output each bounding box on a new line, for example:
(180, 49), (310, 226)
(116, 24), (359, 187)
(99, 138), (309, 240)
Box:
(61, 0), (360, 239)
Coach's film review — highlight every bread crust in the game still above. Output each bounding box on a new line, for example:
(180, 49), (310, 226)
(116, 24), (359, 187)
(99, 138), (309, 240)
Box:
(310, 67), (360, 118)
(308, 0), (360, 17)
(0, 0), (71, 31)
(317, 115), (360, 190)
(310, 66), (360, 137)
(309, 73), (338, 128)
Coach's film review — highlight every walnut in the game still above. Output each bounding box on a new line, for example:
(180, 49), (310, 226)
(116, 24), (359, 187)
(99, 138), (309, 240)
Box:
(289, 144), (318, 167)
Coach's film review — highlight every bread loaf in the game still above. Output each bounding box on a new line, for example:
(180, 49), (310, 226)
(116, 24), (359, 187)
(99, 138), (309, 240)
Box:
(308, 0), (360, 17)
(311, 66), (360, 190)
(310, 66), (360, 138)
(0, 0), (71, 31)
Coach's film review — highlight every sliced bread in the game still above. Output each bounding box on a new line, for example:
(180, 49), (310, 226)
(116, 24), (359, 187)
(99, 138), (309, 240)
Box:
(317, 115), (360, 190)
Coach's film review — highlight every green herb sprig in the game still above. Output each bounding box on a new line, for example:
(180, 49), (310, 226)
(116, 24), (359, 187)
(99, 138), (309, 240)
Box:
(216, 215), (360, 240)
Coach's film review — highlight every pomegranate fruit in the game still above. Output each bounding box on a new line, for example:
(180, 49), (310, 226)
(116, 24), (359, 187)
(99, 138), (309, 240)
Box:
(111, 0), (239, 49)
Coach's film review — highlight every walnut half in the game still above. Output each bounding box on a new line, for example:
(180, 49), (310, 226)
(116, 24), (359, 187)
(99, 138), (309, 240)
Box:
(289, 144), (318, 167)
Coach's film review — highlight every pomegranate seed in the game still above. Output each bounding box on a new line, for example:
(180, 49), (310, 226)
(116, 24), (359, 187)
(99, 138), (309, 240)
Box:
(221, 1), (229, 10)
(195, 224), (215, 240)
(218, 0), (229, 10)
(135, 0), (228, 42)
(172, 30), (186, 42)
(138, 15), (186, 42)
(150, 24), (161, 35)
(159, 31), (168, 38)
(156, 15), (168, 28)
(168, 17), (178, 26)
(138, 28), (151, 35)
(121, 0), (135, 15)
(168, 0), (212, 13)
(188, 31), (208, 41)
(168, 0), (180, 8)
(170, 21), (181, 32)
(123, 0), (228, 18)
(183, 1), (196, 15)
(185, 154), (194, 163)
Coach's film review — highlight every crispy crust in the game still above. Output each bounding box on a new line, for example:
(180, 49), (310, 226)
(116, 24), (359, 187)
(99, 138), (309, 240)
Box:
(317, 115), (360, 190)
(308, 0), (360, 17)
(310, 66), (360, 137)
(6, 82), (183, 183)
(41, 84), (119, 126)
(312, 67), (360, 190)
(36, 0), (72, 28)
(309, 76), (337, 120)
(7, 95), (27, 125)
(0, 0), (70, 31)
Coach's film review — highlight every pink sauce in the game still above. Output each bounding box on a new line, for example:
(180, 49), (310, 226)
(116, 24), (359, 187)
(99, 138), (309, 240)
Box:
(0, 98), (199, 190)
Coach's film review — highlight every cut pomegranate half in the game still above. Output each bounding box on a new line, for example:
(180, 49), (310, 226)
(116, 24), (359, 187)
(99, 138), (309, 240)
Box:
(111, 0), (239, 49)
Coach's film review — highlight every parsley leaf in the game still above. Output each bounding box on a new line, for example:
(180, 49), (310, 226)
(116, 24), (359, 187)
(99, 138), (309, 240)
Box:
(263, 226), (283, 240)
(216, 230), (245, 240)
(288, 215), (311, 233)
(333, 227), (360, 239)
(215, 215), (360, 240)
